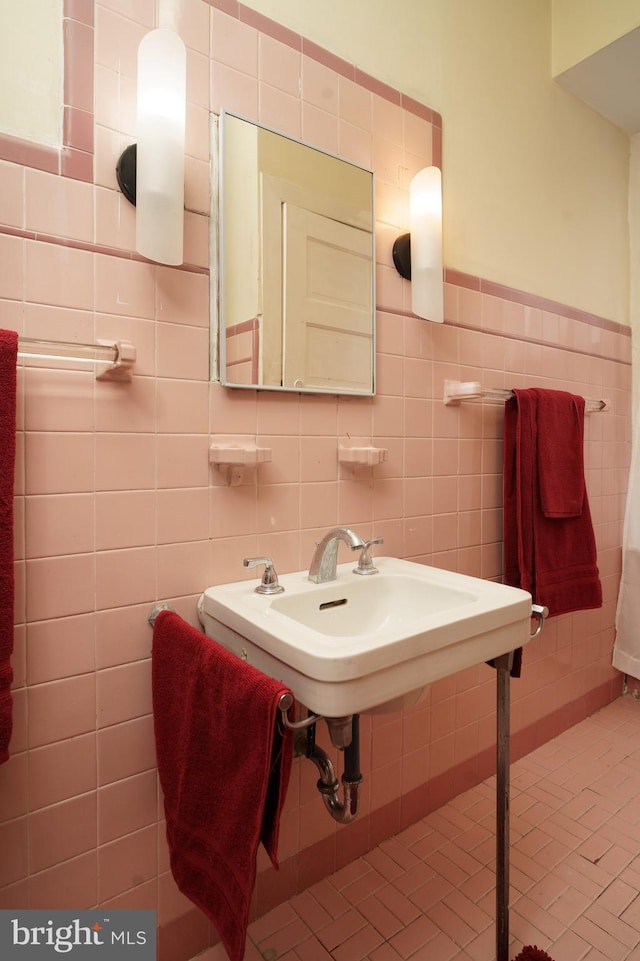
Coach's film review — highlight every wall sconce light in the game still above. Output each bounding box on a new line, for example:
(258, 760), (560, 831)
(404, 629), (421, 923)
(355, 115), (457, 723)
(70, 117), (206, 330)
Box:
(392, 166), (444, 323)
(116, 28), (186, 266)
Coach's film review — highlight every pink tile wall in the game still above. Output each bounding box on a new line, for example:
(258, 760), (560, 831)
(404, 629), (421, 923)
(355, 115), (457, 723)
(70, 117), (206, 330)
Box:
(226, 318), (260, 383)
(0, 1), (630, 960)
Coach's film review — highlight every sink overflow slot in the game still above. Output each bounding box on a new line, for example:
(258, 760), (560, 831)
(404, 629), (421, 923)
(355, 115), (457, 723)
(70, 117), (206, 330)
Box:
(319, 598), (348, 611)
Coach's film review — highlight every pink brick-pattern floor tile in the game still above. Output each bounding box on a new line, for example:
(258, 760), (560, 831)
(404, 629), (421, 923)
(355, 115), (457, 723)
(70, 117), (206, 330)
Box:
(226, 696), (640, 961)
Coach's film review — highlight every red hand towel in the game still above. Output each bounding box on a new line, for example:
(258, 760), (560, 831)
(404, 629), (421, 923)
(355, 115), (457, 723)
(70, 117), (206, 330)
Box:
(536, 390), (585, 517)
(0, 329), (18, 765)
(503, 388), (602, 617)
(152, 611), (293, 961)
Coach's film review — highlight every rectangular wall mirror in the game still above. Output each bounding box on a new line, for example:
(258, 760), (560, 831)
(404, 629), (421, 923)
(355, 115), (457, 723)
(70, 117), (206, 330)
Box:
(212, 111), (376, 395)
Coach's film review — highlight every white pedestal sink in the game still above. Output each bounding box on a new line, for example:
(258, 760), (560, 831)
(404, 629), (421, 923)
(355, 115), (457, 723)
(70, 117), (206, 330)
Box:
(197, 557), (533, 717)
(195, 555), (542, 961)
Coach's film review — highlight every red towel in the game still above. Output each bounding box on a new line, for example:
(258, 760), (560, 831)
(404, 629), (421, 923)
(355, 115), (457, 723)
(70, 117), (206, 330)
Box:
(536, 390), (585, 517)
(0, 329), (18, 766)
(513, 949), (555, 961)
(503, 388), (602, 617)
(152, 611), (293, 961)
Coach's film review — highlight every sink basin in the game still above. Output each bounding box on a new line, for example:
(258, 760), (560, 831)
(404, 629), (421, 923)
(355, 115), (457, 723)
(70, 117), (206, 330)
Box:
(271, 575), (475, 636)
(198, 557), (532, 717)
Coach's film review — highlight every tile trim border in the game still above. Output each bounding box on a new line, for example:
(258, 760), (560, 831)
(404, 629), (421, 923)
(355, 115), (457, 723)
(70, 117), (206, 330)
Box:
(0, 224), (208, 274)
(444, 268), (631, 336)
(0, 219), (627, 347)
(1, 214), (627, 350)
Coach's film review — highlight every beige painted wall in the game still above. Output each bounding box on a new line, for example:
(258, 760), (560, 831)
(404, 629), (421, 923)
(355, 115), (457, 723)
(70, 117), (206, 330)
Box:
(241, 0), (631, 326)
(552, 0), (640, 75)
(0, 0), (63, 147)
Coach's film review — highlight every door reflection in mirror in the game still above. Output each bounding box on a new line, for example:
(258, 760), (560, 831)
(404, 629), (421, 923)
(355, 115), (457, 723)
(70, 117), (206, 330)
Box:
(216, 111), (375, 395)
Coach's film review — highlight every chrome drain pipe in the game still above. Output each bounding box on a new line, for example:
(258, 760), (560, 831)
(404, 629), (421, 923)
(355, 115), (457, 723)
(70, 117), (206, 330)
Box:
(306, 716), (362, 824)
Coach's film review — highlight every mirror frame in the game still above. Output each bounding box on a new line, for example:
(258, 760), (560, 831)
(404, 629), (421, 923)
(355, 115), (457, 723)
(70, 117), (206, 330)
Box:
(210, 111), (377, 396)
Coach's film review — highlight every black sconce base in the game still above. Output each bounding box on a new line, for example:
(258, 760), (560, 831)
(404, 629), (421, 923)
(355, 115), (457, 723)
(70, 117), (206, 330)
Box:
(116, 143), (137, 206)
(392, 232), (411, 279)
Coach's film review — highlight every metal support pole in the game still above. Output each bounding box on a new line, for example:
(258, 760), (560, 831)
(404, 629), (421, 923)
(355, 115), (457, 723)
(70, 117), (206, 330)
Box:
(495, 651), (513, 961)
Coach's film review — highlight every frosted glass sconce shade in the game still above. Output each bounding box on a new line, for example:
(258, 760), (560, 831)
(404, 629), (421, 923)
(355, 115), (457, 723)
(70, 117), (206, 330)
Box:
(115, 28), (186, 266)
(392, 166), (444, 323)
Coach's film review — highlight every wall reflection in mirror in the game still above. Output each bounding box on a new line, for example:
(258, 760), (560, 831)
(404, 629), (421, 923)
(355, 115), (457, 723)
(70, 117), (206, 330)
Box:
(215, 112), (375, 395)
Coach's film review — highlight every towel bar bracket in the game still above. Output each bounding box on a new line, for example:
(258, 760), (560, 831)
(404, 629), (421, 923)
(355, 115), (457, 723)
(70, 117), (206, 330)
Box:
(530, 604), (549, 639)
(277, 692), (321, 732)
(148, 603), (176, 627)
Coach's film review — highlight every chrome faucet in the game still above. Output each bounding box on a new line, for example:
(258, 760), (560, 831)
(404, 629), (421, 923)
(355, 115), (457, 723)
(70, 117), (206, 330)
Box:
(308, 527), (365, 583)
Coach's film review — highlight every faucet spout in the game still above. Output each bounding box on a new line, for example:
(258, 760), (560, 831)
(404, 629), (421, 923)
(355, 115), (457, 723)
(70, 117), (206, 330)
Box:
(308, 527), (365, 583)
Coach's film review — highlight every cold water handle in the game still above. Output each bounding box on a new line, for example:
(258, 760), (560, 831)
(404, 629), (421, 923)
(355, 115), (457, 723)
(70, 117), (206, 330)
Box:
(243, 556), (285, 595)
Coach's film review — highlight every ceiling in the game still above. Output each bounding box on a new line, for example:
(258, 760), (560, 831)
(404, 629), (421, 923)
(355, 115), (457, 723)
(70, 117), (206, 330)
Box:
(554, 26), (640, 135)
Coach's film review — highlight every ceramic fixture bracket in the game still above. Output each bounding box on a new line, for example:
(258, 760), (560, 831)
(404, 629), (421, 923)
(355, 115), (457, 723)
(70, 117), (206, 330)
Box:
(338, 444), (389, 467)
(209, 441), (272, 486)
